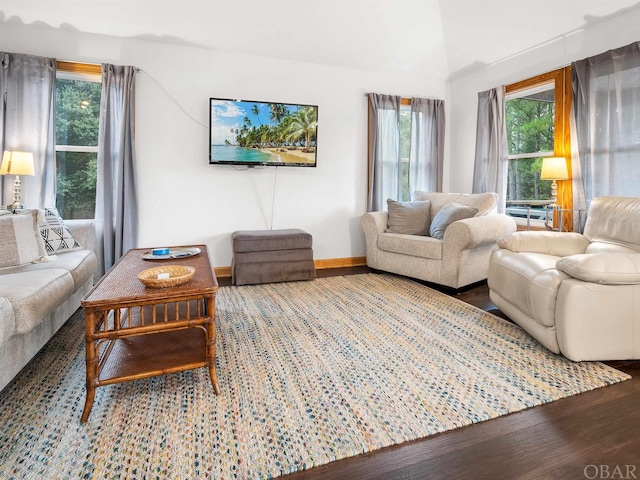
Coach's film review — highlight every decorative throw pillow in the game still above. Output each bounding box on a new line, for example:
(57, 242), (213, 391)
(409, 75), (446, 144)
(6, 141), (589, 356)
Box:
(429, 202), (478, 240)
(386, 199), (431, 235)
(0, 211), (43, 268)
(13, 209), (48, 258)
(39, 207), (82, 254)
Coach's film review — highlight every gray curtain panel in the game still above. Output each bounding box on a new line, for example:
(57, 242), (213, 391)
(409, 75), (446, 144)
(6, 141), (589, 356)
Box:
(367, 93), (401, 212)
(0, 52), (56, 208)
(472, 87), (507, 213)
(409, 97), (445, 195)
(572, 41), (640, 223)
(96, 64), (138, 272)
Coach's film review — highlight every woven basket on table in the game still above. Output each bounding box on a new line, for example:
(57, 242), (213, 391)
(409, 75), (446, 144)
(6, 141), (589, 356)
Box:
(138, 265), (195, 288)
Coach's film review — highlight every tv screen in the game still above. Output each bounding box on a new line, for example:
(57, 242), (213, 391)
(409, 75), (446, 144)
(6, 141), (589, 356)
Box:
(209, 97), (318, 167)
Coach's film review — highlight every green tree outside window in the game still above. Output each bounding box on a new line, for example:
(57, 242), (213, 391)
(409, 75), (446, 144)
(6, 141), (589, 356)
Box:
(505, 93), (555, 202)
(55, 78), (101, 219)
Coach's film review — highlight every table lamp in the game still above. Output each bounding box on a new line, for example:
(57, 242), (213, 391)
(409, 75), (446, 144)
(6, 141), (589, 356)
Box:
(0, 151), (35, 212)
(540, 156), (569, 207)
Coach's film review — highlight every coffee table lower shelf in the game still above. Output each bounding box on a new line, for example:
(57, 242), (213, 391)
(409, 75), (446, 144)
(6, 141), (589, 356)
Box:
(97, 328), (209, 385)
(81, 325), (220, 423)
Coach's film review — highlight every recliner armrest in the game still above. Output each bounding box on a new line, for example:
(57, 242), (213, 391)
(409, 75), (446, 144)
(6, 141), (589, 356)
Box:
(497, 231), (589, 257)
(557, 253), (640, 285)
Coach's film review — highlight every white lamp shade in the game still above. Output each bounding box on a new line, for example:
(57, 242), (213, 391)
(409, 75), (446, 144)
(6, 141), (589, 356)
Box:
(0, 151), (35, 176)
(540, 156), (569, 181)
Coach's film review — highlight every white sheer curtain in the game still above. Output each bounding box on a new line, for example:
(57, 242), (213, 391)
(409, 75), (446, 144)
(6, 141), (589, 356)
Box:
(367, 93), (401, 212)
(96, 64), (138, 272)
(409, 98), (445, 193)
(0, 52), (56, 208)
(572, 41), (640, 214)
(472, 87), (508, 213)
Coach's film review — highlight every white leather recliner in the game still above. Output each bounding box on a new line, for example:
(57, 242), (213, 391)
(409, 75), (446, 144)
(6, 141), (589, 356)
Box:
(488, 196), (640, 361)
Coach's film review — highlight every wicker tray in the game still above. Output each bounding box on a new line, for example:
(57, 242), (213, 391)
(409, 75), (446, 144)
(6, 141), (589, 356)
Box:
(138, 265), (195, 288)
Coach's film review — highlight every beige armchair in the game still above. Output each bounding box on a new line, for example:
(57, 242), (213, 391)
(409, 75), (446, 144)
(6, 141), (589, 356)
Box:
(488, 196), (640, 361)
(361, 192), (517, 289)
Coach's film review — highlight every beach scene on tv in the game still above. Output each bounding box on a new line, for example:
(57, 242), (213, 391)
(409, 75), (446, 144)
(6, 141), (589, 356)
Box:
(210, 99), (318, 165)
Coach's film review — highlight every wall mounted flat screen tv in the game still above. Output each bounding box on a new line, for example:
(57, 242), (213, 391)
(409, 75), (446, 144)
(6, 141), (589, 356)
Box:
(209, 97), (318, 167)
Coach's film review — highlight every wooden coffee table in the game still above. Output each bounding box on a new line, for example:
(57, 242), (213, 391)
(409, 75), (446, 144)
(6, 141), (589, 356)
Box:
(80, 245), (219, 423)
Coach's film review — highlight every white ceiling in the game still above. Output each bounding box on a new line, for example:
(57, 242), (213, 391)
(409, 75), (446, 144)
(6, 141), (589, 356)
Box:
(1, 0), (639, 77)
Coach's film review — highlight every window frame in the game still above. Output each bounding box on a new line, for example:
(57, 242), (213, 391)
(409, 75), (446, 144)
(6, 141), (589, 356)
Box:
(505, 67), (573, 231)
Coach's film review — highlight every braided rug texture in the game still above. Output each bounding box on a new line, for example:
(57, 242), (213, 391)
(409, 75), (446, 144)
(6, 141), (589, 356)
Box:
(0, 273), (630, 479)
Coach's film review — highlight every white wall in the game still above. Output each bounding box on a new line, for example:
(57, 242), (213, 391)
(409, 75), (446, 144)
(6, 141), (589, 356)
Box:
(448, 6), (640, 194)
(0, 21), (448, 268)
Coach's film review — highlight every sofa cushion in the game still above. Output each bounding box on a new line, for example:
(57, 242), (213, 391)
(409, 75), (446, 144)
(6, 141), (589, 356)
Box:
(232, 229), (312, 252)
(39, 207), (83, 254)
(414, 191), (497, 217)
(48, 250), (97, 290)
(0, 211), (43, 268)
(0, 297), (15, 347)
(1, 250), (97, 292)
(385, 199), (431, 235)
(489, 250), (569, 327)
(0, 269), (74, 334)
(429, 202), (478, 240)
(378, 233), (443, 260)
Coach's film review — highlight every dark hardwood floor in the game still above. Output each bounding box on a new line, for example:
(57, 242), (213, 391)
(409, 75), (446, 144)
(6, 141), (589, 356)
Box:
(219, 267), (640, 480)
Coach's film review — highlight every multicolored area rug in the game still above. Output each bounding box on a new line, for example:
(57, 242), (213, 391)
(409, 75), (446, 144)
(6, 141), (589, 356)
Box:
(0, 273), (630, 479)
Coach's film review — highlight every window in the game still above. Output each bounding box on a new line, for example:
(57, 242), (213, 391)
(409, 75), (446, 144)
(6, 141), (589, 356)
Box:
(367, 96), (443, 209)
(506, 82), (554, 201)
(504, 68), (572, 228)
(55, 62), (101, 219)
(398, 100), (411, 201)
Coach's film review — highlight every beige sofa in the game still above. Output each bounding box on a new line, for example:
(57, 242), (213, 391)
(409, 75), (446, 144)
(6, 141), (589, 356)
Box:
(0, 215), (98, 391)
(488, 196), (640, 361)
(361, 192), (517, 289)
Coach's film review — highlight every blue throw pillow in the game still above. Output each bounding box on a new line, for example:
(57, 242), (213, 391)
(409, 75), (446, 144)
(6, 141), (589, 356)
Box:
(429, 202), (478, 239)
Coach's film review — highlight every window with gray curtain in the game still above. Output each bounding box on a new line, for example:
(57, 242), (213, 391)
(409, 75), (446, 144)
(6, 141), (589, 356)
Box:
(0, 52), (56, 208)
(572, 41), (640, 211)
(96, 64), (138, 272)
(472, 87), (507, 213)
(367, 93), (445, 212)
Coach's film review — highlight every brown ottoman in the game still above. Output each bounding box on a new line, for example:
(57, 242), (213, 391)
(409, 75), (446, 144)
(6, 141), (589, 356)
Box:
(231, 229), (315, 286)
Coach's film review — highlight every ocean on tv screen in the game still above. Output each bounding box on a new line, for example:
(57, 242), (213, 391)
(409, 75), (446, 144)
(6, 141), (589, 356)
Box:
(210, 145), (276, 163)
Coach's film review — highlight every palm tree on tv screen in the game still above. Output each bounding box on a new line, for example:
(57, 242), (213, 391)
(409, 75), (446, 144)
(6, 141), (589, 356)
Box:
(287, 106), (317, 151)
(252, 104), (263, 125)
(269, 103), (289, 125)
